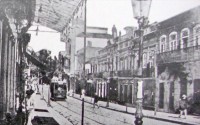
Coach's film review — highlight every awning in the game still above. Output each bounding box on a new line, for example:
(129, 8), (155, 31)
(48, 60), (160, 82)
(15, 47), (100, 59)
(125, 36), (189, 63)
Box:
(25, 52), (47, 70)
(34, 0), (84, 32)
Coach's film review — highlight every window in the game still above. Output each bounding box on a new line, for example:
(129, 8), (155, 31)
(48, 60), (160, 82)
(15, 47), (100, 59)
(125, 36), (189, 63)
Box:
(193, 25), (200, 46)
(160, 35), (166, 53)
(149, 50), (155, 67)
(119, 43), (123, 49)
(169, 32), (177, 51)
(125, 42), (128, 47)
(134, 53), (138, 70)
(124, 57), (127, 70)
(143, 53), (147, 68)
(181, 28), (189, 49)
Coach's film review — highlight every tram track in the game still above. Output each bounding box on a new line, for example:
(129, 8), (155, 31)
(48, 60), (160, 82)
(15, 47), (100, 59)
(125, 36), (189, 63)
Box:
(53, 100), (106, 125)
(51, 98), (132, 125)
(42, 86), (132, 125)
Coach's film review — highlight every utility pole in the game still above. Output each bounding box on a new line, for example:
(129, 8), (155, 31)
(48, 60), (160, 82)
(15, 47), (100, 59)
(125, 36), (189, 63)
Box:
(83, 0), (87, 92)
(81, 0), (87, 125)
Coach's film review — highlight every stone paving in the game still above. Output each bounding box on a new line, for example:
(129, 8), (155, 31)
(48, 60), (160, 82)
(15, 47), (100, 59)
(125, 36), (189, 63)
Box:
(72, 93), (200, 125)
(27, 85), (200, 125)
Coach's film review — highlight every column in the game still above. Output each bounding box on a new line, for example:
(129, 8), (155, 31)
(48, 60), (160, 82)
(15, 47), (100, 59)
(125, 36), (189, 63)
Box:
(132, 83), (135, 104)
(3, 27), (8, 115)
(12, 41), (16, 114)
(70, 28), (76, 75)
(104, 82), (107, 98)
(155, 80), (160, 111)
(0, 20), (3, 119)
(100, 83), (102, 98)
(102, 82), (104, 98)
(174, 78), (181, 110)
(122, 84), (125, 102)
(187, 63), (194, 100)
(98, 82), (100, 97)
(118, 80), (120, 102)
(7, 36), (12, 112)
(127, 84), (130, 103)
(164, 81), (170, 112)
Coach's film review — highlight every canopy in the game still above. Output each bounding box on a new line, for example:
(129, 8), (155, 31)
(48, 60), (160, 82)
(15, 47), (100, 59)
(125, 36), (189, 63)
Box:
(25, 52), (47, 70)
(34, 0), (84, 32)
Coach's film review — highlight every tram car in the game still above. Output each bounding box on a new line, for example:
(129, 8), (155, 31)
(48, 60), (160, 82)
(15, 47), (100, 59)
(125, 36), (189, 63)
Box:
(50, 81), (67, 101)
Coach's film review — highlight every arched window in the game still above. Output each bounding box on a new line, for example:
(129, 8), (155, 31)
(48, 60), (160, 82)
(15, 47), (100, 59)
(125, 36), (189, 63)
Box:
(134, 52), (138, 70)
(143, 53), (147, 68)
(193, 24), (200, 46)
(149, 50), (155, 67)
(181, 28), (190, 49)
(160, 35), (166, 53)
(169, 32), (177, 51)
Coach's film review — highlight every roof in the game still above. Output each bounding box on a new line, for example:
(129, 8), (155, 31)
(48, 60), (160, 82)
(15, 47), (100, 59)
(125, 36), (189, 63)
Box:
(34, 0), (84, 32)
(77, 46), (102, 54)
(77, 33), (112, 39)
(25, 52), (47, 70)
(158, 5), (200, 31)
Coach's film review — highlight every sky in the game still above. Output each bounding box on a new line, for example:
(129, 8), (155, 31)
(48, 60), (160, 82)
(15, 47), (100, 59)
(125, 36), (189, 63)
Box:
(28, 0), (200, 57)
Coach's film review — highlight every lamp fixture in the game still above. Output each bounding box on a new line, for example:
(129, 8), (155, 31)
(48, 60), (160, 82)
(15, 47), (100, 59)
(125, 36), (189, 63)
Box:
(39, 5), (42, 12)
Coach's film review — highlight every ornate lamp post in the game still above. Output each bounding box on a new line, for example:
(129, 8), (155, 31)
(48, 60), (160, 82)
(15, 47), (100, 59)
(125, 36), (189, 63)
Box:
(131, 0), (152, 125)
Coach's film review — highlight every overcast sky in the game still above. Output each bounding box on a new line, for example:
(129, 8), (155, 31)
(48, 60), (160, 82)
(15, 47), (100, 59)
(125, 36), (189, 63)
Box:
(28, 0), (200, 57)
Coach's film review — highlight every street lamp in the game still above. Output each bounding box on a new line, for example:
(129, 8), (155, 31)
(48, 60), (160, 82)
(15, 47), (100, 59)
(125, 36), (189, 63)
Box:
(106, 77), (110, 107)
(131, 0), (152, 125)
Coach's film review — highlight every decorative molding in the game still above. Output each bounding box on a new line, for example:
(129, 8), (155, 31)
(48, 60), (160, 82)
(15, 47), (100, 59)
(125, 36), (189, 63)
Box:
(0, 1), (34, 37)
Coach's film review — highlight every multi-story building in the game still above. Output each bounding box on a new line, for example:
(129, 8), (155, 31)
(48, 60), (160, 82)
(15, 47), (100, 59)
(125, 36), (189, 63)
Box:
(88, 25), (156, 106)
(0, 0), (34, 121)
(74, 27), (112, 75)
(76, 41), (103, 77)
(96, 26), (137, 78)
(66, 4), (200, 114)
(156, 5), (200, 113)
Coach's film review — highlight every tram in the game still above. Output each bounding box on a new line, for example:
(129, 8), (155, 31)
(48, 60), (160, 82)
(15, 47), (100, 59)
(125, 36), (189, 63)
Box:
(50, 81), (67, 101)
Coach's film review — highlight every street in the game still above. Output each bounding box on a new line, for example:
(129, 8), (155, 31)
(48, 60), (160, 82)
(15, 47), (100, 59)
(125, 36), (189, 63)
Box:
(39, 85), (180, 125)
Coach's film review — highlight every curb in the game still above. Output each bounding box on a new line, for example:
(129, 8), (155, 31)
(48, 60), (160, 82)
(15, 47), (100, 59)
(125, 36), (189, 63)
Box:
(72, 96), (197, 125)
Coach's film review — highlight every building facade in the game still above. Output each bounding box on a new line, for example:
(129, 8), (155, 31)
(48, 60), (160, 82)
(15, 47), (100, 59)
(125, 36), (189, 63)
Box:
(0, 0), (34, 121)
(84, 6), (200, 113)
(156, 5), (200, 113)
(85, 25), (157, 107)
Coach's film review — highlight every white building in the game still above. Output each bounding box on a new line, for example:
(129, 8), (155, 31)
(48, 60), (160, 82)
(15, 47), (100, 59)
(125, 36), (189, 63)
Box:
(72, 26), (112, 76)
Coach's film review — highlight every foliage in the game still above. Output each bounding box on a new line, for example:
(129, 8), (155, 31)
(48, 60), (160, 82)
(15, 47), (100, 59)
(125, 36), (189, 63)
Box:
(158, 62), (188, 82)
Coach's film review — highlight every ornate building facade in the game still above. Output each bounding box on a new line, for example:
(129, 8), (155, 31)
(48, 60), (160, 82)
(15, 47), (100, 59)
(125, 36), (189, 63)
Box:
(156, 5), (200, 113)
(85, 6), (200, 113)
(0, 0), (34, 121)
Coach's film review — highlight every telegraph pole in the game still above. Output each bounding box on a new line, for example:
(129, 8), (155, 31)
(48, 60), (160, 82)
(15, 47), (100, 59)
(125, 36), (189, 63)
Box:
(81, 0), (87, 125)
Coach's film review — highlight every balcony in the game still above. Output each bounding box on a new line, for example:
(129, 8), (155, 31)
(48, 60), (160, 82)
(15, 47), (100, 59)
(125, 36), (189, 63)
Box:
(157, 45), (200, 64)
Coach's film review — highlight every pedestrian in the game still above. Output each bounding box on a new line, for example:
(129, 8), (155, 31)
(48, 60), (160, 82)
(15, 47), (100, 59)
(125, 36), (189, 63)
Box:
(93, 92), (99, 108)
(81, 89), (85, 99)
(179, 94), (188, 119)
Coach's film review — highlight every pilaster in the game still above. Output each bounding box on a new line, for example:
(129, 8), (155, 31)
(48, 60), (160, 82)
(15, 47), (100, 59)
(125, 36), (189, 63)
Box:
(164, 81), (170, 112)
(174, 78), (181, 110)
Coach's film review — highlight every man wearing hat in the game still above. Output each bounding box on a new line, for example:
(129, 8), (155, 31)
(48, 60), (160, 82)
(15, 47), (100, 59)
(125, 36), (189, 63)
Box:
(179, 94), (188, 119)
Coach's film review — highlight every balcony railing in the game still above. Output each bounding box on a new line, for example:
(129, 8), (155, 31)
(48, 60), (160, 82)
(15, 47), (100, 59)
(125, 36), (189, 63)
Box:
(157, 45), (200, 64)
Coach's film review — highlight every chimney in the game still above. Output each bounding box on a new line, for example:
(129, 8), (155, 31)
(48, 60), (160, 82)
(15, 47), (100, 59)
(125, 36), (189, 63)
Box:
(112, 25), (118, 38)
(107, 40), (111, 46)
(87, 41), (92, 47)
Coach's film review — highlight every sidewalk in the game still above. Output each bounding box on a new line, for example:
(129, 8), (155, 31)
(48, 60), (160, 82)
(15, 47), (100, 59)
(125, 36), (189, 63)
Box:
(27, 85), (72, 125)
(72, 94), (200, 125)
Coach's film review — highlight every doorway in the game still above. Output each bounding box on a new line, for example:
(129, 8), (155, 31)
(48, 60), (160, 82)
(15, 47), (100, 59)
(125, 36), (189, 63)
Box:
(169, 82), (174, 111)
(159, 83), (164, 108)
